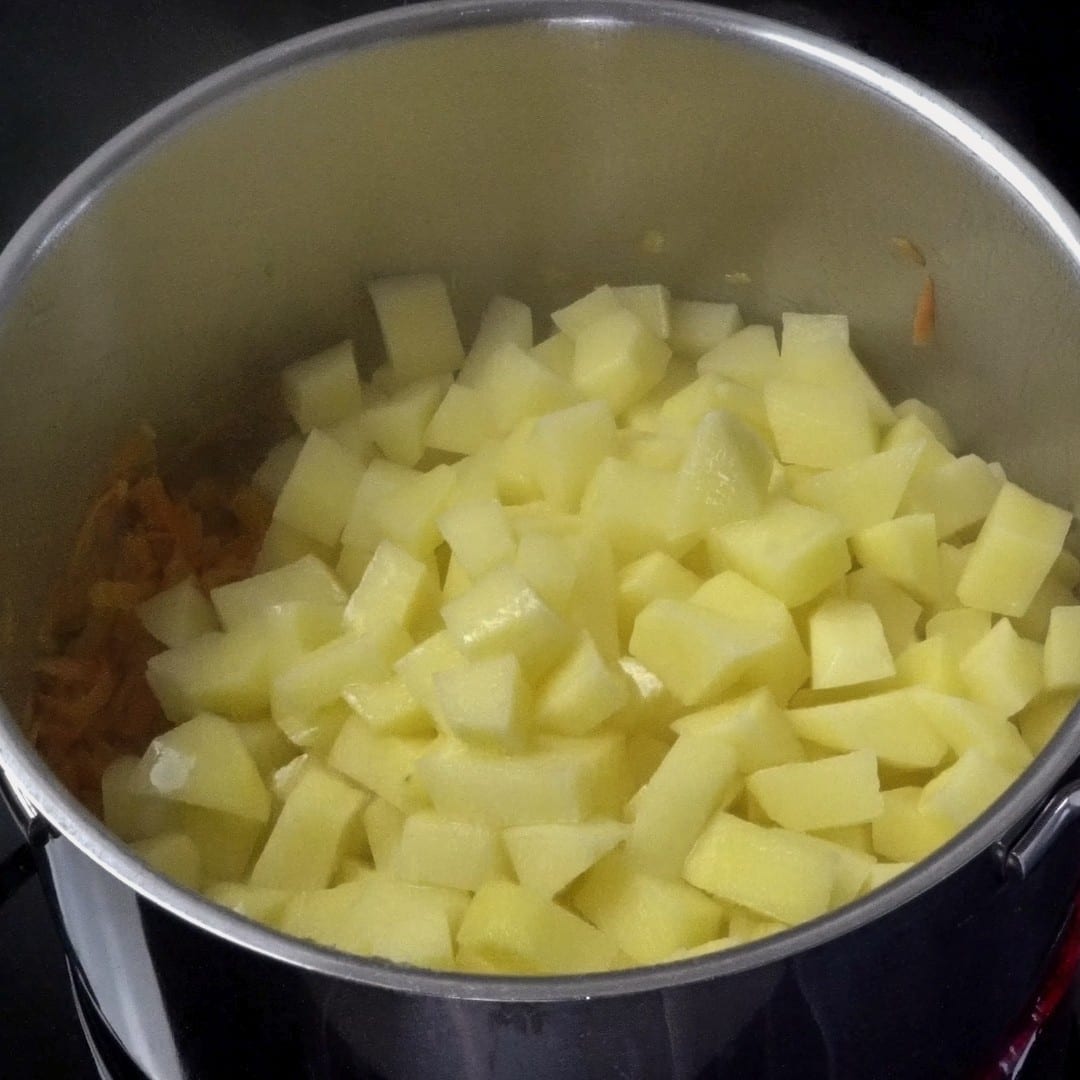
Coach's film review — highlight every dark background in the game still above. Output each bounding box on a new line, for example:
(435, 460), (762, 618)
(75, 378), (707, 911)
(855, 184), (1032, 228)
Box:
(1, 2), (1078, 1077)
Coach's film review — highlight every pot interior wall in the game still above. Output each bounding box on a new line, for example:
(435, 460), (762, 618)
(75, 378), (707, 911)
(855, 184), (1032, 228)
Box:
(1, 14), (1079, 720)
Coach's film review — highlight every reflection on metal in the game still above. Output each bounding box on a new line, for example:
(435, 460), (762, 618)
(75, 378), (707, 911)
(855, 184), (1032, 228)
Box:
(1001, 780), (1080, 881)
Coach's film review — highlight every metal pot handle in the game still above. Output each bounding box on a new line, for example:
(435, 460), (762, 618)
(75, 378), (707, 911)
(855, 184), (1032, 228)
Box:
(998, 778), (1080, 880)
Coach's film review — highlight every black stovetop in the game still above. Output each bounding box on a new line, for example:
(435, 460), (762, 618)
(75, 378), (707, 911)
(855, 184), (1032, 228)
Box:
(2, 2), (1079, 1077)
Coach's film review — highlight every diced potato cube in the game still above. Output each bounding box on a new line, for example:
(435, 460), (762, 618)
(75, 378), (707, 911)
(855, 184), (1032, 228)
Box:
(894, 398), (957, 451)
(101, 756), (176, 842)
(851, 514), (940, 606)
(395, 812), (507, 892)
(284, 875), (455, 968)
(870, 787), (956, 862)
(863, 862), (915, 893)
(900, 454), (1003, 539)
(424, 383), (498, 455)
(252, 436), (304, 502)
(275, 701), (350, 756)
(364, 797), (405, 872)
(204, 882), (289, 926)
(670, 410), (775, 537)
(281, 340), (362, 432)
(629, 597), (780, 706)
(959, 619), (1043, 716)
(340, 457), (418, 554)
(696, 324), (780, 387)
(232, 718), (296, 779)
(787, 689), (948, 769)
(275, 432), (364, 553)
(342, 677), (432, 737)
(255, 520), (336, 575)
(672, 688), (806, 772)
(515, 531), (578, 613)
(608, 656), (682, 736)
(249, 763), (367, 889)
(470, 343), (580, 433)
(324, 407), (377, 462)
(393, 630), (466, 723)
(581, 457), (686, 564)
(894, 636), (963, 696)
(530, 331), (575, 377)
(618, 552), (701, 642)
(1044, 607), (1080, 690)
(532, 399), (617, 511)
(613, 284), (672, 339)
(1014, 571), (1076, 641)
(146, 625), (270, 723)
(670, 299), (743, 358)
(177, 804), (264, 883)
(844, 567), (922, 656)
(433, 653), (531, 749)
(534, 633), (628, 736)
(764, 379), (877, 469)
(138, 577), (219, 649)
(270, 622), (411, 724)
(912, 687), (1033, 773)
(789, 443), (921, 536)
(328, 716), (431, 813)
(727, 910), (789, 943)
(882, 414), (954, 475)
(343, 539), (438, 635)
(467, 295), (533, 360)
(457, 880), (619, 975)
(132, 833), (202, 890)
(571, 853), (725, 964)
(442, 566), (573, 679)
(627, 730), (739, 877)
(211, 555), (345, 630)
(371, 463), (457, 556)
(779, 313), (893, 425)
(812, 824), (873, 855)
(918, 749), (1018, 830)
(551, 285), (623, 337)
(690, 572), (810, 703)
(957, 482), (1072, 617)
(571, 309), (671, 414)
(713, 499), (851, 608)
(416, 735), (626, 828)
(494, 417), (544, 504)
(683, 813), (837, 925)
(1017, 693), (1076, 755)
(436, 498), (515, 579)
(368, 274), (464, 379)
(924, 608), (992, 658)
(502, 820), (628, 899)
(365, 376), (449, 467)
(746, 750), (883, 831)
(809, 599), (895, 689)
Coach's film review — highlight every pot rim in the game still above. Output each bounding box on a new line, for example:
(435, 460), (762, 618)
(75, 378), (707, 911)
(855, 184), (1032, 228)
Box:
(2, 0), (1079, 1003)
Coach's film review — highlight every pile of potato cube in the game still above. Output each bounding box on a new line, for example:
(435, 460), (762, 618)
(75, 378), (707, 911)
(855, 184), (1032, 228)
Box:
(102, 275), (1080, 973)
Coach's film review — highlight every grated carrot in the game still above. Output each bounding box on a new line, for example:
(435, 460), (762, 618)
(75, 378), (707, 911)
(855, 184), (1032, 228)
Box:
(29, 430), (269, 810)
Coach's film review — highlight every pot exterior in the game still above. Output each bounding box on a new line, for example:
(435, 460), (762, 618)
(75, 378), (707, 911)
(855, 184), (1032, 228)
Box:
(36, 808), (1080, 1080)
(3, 6), (1080, 1079)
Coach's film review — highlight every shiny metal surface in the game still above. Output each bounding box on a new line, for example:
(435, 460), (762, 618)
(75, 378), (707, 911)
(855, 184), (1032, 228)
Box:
(1003, 779), (1080, 881)
(1, 1), (1080, 1076)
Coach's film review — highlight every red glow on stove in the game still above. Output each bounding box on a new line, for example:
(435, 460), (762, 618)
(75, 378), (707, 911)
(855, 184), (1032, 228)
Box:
(977, 896), (1080, 1078)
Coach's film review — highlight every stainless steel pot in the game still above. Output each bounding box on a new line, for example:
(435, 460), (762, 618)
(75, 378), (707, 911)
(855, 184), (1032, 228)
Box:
(2, 3), (1080, 1077)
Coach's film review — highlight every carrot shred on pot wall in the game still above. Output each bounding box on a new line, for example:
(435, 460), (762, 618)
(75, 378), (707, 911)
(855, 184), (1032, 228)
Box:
(29, 429), (270, 812)
(913, 275), (936, 346)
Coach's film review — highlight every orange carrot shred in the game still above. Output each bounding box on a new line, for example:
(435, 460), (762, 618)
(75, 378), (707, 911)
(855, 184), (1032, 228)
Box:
(913, 275), (936, 346)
